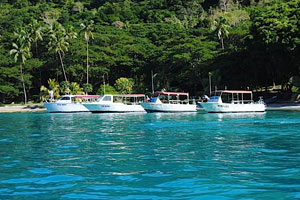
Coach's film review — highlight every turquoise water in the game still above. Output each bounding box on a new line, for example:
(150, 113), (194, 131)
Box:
(0, 111), (300, 199)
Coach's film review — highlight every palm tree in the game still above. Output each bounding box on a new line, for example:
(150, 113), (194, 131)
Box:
(211, 16), (230, 50)
(47, 22), (77, 83)
(10, 31), (31, 104)
(28, 19), (44, 94)
(80, 20), (94, 85)
(69, 82), (84, 95)
(14, 28), (30, 44)
(28, 19), (43, 57)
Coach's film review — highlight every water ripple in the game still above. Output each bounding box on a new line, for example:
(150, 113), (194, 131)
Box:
(0, 112), (299, 199)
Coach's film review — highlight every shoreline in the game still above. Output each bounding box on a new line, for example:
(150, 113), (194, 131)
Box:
(1, 102), (300, 113)
(0, 105), (46, 113)
(266, 102), (300, 111)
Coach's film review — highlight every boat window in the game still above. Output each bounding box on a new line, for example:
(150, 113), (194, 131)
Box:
(113, 96), (123, 103)
(179, 95), (187, 101)
(221, 93), (252, 104)
(159, 95), (168, 103)
(221, 93), (231, 103)
(60, 96), (70, 101)
(243, 93), (252, 103)
(102, 96), (112, 101)
(233, 93), (238, 103)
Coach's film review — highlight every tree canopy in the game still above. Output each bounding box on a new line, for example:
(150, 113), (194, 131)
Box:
(1, 0), (300, 103)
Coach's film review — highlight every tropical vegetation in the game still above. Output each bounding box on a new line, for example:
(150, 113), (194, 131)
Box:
(1, 0), (300, 103)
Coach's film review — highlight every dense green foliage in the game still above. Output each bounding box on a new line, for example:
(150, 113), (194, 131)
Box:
(1, 0), (300, 103)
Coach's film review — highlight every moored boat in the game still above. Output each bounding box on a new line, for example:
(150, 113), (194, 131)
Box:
(44, 95), (99, 113)
(83, 94), (146, 113)
(200, 90), (265, 113)
(141, 91), (197, 112)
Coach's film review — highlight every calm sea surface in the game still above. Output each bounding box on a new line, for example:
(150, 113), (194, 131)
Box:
(0, 111), (300, 200)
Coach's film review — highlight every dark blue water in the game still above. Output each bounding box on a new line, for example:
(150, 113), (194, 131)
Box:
(0, 111), (300, 199)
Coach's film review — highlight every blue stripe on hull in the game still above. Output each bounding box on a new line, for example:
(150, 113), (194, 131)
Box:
(145, 109), (197, 113)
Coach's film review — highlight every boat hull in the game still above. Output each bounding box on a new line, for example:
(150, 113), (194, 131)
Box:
(83, 103), (145, 113)
(44, 102), (89, 113)
(200, 102), (266, 113)
(141, 103), (197, 112)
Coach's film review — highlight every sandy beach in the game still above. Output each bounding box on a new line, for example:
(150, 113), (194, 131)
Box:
(0, 105), (46, 113)
(266, 102), (300, 111)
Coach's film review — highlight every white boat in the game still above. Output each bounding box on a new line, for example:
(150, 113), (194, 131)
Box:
(200, 90), (266, 113)
(141, 91), (197, 112)
(83, 94), (146, 113)
(44, 95), (99, 113)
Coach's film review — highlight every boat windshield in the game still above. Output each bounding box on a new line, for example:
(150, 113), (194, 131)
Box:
(60, 96), (70, 101)
(102, 96), (112, 101)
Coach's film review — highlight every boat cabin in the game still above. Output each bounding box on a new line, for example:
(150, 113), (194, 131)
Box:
(96, 94), (145, 104)
(210, 90), (254, 104)
(56, 95), (99, 103)
(151, 91), (191, 104)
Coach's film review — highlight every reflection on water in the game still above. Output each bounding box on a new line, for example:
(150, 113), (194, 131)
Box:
(149, 111), (198, 120)
(0, 111), (299, 199)
(204, 112), (266, 120)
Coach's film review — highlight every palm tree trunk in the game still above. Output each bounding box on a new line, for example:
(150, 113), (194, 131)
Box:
(58, 51), (68, 82)
(221, 37), (224, 50)
(86, 40), (89, 84)
(35, 42), (38, 57)
(35, 41), (43, 101)
(20, 64), (27, 104)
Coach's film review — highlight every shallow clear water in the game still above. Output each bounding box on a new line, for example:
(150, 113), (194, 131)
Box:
(0, 111), (300, 199)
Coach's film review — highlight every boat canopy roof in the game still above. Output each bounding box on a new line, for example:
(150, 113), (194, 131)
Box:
(112, 94), (145, 97)
(214, 90), (252, 94)
(154, 91), (189, 96)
